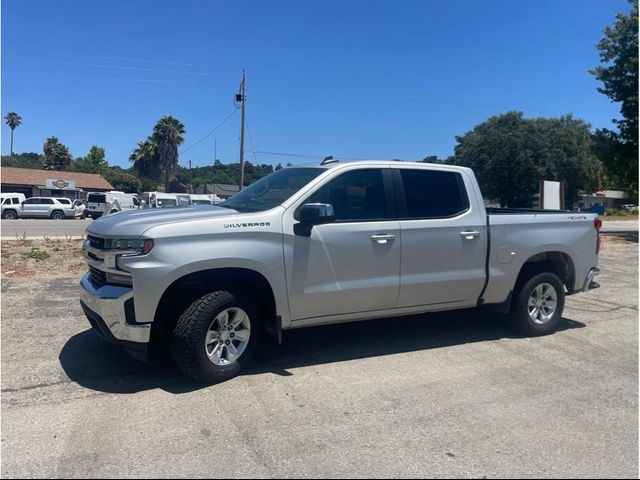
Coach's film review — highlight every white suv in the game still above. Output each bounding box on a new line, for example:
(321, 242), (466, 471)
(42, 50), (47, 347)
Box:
(18, 197), (79, 219)
(1, 193), (26, 219)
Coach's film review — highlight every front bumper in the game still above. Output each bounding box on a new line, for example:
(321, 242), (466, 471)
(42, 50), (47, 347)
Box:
(80, 273), (151, 345)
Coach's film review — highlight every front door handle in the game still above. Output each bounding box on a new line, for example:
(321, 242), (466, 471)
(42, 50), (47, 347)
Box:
(371, 233), (396, 244)
(460, 230), (481, 240)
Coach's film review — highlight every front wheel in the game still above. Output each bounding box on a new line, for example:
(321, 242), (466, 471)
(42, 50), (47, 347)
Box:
(510, 272), (565, 336)
(171, 290), (260, 383)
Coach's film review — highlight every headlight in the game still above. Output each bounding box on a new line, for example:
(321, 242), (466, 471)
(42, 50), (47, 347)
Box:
(109, 238), (154, 255)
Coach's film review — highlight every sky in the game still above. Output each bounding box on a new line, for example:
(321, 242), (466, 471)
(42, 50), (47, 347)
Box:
(1, 0), (632, 169)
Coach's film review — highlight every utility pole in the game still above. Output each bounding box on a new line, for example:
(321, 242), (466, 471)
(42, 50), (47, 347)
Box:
(189, 159), (193, 194)
(238, 69), (246, 191)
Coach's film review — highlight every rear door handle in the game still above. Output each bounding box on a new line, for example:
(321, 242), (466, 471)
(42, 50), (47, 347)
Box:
(371, 233), (396, 244)
(460, 230), (480, 240)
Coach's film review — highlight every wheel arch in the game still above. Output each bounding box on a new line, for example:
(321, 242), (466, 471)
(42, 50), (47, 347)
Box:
(515, 251), (575, 293)
(151, 267), (279, 349)
(2, 208), (18, 218)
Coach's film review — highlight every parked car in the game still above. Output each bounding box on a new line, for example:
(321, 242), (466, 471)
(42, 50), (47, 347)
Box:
(81, 161), (602, 383)
(1, 193), (26, 219)
(13, 197), (79, 219)
(189, 194), (217, 205)
(187, 194), (225, 205)
(86, 191), (141, 219)
(141, 192), (192, 209)
(73, 199), (87, 218)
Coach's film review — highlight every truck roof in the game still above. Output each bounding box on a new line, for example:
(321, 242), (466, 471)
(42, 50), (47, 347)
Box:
(291, 159), (471, 174)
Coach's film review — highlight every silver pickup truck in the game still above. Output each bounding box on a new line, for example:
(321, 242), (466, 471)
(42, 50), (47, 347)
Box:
(80, 161), (601, 383)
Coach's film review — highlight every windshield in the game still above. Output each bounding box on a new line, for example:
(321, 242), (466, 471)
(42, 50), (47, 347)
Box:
(221, 167), (325, 212)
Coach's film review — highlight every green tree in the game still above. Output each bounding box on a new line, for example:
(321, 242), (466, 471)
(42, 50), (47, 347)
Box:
(81, 145), (108, 173)
(104, 168), (142, 193)
(422, 155), (447, 164)
(151, 116), (185, 191)
(42, 137), (73, 171)
(1, 152), (43, 169)
(129, 139), (161, 180)
(451, 112), (602, 207)
(590, 0), (638, 198)
(4, 112), (22, 156)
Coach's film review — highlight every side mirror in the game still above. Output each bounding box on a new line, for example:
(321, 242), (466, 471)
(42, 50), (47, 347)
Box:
(294, 203), (335, 236)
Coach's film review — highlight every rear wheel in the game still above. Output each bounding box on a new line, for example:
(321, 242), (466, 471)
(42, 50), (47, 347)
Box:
(2, 210), (17, 219)
(511, 272), (565, 336)
(50, 210), (64, 220)
(171, 290), (260, 383)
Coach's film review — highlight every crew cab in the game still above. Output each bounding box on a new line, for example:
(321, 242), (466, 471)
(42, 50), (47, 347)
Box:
(80, 161), (601, 383)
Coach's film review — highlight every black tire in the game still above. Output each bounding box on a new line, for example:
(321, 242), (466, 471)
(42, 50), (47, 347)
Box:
(171, 290), (261, 383)
(2, 210), (17, 219)
(511, 272), (565, 336)
(50, 210), (64, 220)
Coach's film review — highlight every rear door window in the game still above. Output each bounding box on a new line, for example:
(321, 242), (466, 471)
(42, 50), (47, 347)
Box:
(398, 169), (469, 219)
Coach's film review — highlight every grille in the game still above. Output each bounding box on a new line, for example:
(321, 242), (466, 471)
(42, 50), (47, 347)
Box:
(88, 266), (107, 288)
(87, 235), (106, 250)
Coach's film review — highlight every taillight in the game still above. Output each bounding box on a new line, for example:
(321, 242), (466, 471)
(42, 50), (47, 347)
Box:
(594, 217), (602, 254)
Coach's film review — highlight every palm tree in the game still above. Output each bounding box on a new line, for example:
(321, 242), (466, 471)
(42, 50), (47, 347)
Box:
(4, 112), (22, 156)
(42, 137), (72, 171)
(151, 116), (185, 191)
(129, 139), (160, 180)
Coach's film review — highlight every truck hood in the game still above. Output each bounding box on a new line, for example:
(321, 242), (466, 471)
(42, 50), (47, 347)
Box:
(86, 206), (239, 238)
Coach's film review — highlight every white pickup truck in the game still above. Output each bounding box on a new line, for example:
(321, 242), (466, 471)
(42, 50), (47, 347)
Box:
(80, 161), (601, 383)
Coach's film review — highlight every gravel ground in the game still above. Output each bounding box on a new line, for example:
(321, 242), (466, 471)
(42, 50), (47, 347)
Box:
(1, 236), (637, 478)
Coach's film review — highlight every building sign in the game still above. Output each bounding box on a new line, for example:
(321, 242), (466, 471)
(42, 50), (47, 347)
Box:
(45, 178), (76, 190)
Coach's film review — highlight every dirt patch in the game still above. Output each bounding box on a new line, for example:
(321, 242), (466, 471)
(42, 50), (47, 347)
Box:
(1, 239), (85, 279)
(601, 214), (639, 222)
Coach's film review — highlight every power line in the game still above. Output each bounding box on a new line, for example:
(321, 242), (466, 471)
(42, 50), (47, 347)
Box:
(244, 113), (259, 164)
(245, 149), (326, 159)
(180, 108), (239, 155)
(244, 149), (423, 163)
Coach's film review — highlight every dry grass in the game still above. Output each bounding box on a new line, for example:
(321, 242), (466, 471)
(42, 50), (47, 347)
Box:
(1, 239), (85, 279)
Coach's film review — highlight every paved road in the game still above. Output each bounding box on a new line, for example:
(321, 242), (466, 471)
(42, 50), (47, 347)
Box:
(1, 219), (92, 240)
(1, 237), (637, 478)
(601, 219), (639, 232)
